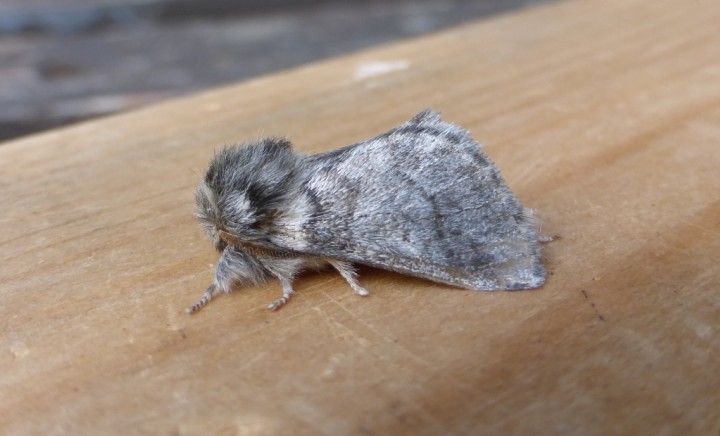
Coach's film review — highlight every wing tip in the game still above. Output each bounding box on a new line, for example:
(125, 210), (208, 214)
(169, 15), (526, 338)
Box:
(466, 258), (547, 291)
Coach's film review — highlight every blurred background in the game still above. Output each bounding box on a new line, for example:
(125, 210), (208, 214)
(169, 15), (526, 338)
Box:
(0, 0), (552, 142)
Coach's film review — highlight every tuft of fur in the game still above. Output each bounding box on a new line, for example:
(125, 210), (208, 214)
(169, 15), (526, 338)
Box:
(195, 138), (303, 251)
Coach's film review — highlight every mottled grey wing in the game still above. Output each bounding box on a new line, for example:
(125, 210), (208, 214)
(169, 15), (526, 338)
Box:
(284, 110), (545, 291)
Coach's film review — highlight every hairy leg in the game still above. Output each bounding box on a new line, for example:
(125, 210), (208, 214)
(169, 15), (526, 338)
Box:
(187, 247), (268, 314)
(267, 275), (295, 311)
(187, 284), (217, 314)
(263, 258), (307, 310)
(328, 259), (369, 297)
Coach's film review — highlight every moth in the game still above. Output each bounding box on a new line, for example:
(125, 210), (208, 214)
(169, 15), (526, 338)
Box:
(188, 110), (546, 313)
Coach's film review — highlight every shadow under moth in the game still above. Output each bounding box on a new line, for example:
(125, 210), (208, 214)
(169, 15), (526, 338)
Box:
(188, 110), (546, 313)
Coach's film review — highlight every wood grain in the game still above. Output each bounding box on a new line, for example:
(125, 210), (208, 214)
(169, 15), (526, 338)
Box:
(1, 0), (719, 434)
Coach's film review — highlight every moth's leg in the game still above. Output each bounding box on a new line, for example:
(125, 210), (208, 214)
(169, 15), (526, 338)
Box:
(263, 259), (305, 311)
(187, 247), (268, 315)
(328, 259), (369, 297)
(187, 284), (218, 314)
(267, 275), (295, 311)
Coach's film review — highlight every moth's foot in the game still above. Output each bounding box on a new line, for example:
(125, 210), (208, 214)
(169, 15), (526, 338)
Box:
(187, 284), (217, 315)
(353, 285), (370, 297)
(328, 259), (369, 297)
(264, 273), (296, 311)
(267, 296), (290, 311)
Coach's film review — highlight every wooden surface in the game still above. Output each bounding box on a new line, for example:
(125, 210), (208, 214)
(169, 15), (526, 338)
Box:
(2, 0), (719, 433)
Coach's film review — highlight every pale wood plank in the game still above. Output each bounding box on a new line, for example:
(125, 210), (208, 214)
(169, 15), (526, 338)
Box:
(1, 0), (719, 434)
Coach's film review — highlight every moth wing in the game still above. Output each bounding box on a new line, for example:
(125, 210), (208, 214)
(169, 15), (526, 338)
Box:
(276, 110), (546, 291)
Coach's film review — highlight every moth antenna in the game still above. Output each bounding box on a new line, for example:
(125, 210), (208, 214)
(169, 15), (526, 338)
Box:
(187, 284), (218, 314)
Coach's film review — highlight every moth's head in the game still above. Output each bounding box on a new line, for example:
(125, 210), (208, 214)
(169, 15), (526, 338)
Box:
(196, 138), (300, 251)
